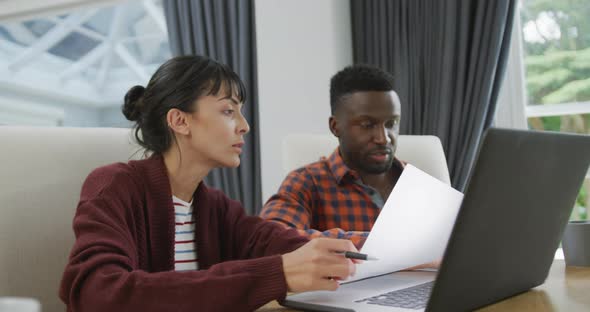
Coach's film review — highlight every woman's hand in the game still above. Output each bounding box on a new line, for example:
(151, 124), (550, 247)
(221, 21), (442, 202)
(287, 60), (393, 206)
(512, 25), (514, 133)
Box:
(281, 238), (359, 293)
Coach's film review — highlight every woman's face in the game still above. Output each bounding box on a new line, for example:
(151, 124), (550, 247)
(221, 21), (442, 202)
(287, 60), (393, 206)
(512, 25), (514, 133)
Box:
(185, 91), (250, 168)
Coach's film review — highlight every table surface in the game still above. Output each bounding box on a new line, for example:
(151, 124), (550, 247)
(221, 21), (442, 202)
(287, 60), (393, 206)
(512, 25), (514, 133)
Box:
(259, 260), (590, 311)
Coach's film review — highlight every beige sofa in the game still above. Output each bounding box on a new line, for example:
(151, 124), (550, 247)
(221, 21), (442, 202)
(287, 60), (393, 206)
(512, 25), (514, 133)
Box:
(0, 127), (139, 312)
(282, 134), (451, 184)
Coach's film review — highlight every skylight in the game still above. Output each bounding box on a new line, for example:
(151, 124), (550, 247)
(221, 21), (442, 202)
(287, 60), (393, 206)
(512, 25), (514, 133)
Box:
(0, 0), (170, 108)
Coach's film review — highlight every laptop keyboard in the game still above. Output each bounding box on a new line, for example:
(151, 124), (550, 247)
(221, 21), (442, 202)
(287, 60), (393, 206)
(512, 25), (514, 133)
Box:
(354, 281), (434, 310)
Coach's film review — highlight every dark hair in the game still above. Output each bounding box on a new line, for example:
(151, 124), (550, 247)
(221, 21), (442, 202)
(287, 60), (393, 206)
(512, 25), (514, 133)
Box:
(122, 55), (247, 154)
(329, 64), (395, 114)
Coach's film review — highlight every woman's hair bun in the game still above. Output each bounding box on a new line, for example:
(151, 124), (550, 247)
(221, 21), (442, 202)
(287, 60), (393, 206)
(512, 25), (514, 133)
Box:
(122, 85), (146, 122)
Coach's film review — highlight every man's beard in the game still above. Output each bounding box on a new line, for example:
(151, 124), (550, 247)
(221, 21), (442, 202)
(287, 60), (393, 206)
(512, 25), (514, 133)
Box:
(354, 153), (394, 174)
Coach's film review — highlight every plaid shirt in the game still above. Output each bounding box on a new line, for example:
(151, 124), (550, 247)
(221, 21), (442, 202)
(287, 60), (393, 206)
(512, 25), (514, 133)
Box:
(260, 148), (405, 248)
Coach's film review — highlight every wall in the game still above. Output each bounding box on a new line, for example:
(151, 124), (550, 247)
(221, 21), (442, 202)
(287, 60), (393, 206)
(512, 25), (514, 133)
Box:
(255, 0), (353, 202)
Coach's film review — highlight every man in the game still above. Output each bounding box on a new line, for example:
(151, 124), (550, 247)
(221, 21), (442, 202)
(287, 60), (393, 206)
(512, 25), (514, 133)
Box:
(260, 64), (405, 248)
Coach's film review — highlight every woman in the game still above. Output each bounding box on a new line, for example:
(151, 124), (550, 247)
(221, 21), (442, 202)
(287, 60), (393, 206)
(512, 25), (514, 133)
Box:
(59, 55), (358, 312)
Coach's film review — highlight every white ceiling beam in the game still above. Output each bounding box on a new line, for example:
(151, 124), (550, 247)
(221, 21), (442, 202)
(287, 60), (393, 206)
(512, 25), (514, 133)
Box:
(119, 34), (163, 43)
(74, 25), (106, 41)
(59, 42), (108, 81)
(96, 6), (125, 91)
(142, 0), (167, 34)
(46, 16), (62, 24)
(0, 36), (75, 69)
(2, 23), (37, 45)
(115, 43), (150, 82)
(6, 10), (98, 72)
(47, 16), (107, 42)
(0, 39), (14, 54)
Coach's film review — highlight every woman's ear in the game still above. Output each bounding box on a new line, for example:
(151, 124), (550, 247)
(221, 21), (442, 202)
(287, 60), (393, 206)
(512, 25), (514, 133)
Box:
(166, 109), (190, 135)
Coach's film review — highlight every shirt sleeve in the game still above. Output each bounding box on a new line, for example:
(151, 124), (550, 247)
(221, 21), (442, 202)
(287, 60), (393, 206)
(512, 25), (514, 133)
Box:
(260, 170), (368, 249)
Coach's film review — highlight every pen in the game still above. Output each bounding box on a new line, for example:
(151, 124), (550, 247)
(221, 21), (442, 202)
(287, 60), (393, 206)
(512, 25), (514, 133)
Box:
(339, 251), (379, 261)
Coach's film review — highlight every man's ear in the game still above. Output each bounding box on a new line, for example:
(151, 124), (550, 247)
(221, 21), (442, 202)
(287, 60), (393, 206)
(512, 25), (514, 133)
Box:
(166, 109), (190, 135)
(329, 116), (340, 138)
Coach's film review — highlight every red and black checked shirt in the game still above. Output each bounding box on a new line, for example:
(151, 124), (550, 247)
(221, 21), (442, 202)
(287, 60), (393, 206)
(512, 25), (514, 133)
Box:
(260, 148), (405, 248)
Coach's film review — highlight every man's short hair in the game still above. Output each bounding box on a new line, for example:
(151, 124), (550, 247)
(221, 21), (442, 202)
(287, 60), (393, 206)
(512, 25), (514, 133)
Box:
(329, 64), (395, 114)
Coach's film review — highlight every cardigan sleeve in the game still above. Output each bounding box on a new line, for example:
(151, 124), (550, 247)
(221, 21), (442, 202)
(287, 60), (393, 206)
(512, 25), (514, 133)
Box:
(221, 194), (309, 260)
(59, 165), (298, 312)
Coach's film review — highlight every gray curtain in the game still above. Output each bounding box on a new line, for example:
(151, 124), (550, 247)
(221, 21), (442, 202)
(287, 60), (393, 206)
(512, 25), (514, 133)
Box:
(163, 0), (262, 215)
(351, 0), (516, 191)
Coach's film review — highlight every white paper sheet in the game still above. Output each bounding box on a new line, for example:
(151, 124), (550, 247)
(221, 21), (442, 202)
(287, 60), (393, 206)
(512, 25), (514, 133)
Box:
(345, 165), (464, 283)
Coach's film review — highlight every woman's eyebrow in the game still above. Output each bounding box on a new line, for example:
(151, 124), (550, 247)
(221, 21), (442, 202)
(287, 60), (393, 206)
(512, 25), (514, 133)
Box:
(218, 95), (240, 105)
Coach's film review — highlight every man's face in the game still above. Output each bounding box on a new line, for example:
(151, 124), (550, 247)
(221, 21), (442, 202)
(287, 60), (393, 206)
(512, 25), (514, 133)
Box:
(330, 91), (401, 175)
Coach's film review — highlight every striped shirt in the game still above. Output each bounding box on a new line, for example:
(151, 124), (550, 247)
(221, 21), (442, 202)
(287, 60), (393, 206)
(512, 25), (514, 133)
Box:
(173, 195), (198, 271)
(260, 148), (405, 248)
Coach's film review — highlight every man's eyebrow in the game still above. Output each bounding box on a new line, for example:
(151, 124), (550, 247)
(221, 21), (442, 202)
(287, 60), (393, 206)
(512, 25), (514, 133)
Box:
(356, 114), (399, 120)
(218, 95), (240, 105)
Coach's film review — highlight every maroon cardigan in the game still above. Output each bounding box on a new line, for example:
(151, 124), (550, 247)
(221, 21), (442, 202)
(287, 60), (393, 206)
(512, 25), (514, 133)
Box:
(59, 155), (308, 312)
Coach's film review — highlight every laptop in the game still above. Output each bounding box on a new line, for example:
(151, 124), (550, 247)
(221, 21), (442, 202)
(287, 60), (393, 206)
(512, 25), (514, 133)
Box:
(282, 128), (590, 312)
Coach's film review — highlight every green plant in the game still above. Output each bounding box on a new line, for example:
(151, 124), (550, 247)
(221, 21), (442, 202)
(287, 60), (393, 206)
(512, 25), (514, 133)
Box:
(576, 185), (588, 220)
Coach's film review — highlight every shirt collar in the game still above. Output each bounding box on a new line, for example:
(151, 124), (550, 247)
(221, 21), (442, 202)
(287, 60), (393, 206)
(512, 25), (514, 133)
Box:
(326, 147), (358, 184)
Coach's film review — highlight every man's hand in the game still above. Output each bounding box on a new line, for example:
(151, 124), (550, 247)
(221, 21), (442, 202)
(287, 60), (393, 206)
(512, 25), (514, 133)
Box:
(403, 259), (441, 271)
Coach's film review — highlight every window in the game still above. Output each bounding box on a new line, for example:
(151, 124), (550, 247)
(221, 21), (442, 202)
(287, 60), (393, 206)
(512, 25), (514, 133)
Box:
(520, 0), (590, 220)
(0, 0), (170, 127)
